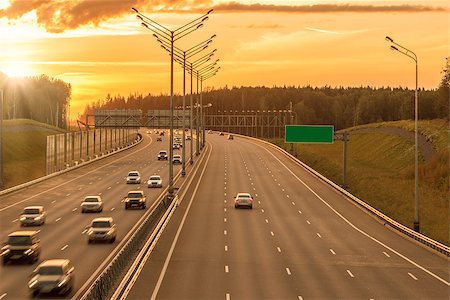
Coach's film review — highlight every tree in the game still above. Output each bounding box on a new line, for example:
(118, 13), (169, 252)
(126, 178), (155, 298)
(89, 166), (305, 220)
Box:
(437, 57), (449, 120)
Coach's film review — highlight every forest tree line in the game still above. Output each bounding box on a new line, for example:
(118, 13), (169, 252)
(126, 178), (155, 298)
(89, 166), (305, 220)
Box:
(83, 57), (449, 130)
(0, 73), (71, 129)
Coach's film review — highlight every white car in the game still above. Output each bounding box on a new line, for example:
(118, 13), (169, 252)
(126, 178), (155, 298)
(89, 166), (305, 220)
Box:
(126, 171), (141, 184)
(173, 155), (182, 164)
(20, 206), (46, 226)
(158, 150), (168, 160)
(234, 193), (253, 209)
(87, 217), (117, 243)
(81, 196), (103, 213)
(147, 175), (162, 188)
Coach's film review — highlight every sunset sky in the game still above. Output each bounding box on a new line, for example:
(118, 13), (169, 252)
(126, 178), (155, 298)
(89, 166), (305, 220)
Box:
(0, 0), (448, 119)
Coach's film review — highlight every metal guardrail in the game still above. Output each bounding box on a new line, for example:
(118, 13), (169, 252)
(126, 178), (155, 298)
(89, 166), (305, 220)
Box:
(0, 134), (143, 197)
(228, 132), (450, 257)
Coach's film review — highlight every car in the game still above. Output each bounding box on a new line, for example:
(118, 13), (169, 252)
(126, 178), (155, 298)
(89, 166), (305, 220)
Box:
(28, 259), (74, 297)
(186, 135), (191, 140)
(156, 136), (162, 141)
(173, 143), (180, 150)
(1, 231), (41, 265)
(20, 206), (46, 226)
(147, 175), (162, 188)
(158, 150), (168, 160)
(126, 171), (141, 184)
(87, 217), (117, 243)
(124, 191), (146, 209)
(234, 193), (253, 209)
(228, 134), (234, 140)
(80, 196), (103, 213)
(219, 132), (224, 136)
(173, 154), (182, 164)
(146, 130), (150, 134)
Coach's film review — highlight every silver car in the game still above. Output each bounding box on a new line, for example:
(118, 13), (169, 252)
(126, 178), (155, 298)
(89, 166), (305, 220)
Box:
(173, 154), (182, 164)
(147, 175), (162, 188)
(28, 259), (74, 297)
(20, 206), (46, 226)
(126, 171), (141, 184)
(81, 196), (103, 213)
(234, 193), (253, 209)
(87, 217), (117, 243)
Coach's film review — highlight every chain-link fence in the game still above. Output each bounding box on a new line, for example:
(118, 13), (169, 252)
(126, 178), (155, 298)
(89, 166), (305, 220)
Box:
(46, 128), (138, 174)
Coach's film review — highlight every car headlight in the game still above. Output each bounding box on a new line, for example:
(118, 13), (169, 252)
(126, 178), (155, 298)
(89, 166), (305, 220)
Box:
(88, 229), (93, 235)
(34, 216), (41, 220)
(20, 216), (26, 221)
(107, 229), (114, 235)
(24, 249), (33, 255)
(1, 249), (10, 256)
(57, 278), (67, 287)
(29, 280), (39, 288)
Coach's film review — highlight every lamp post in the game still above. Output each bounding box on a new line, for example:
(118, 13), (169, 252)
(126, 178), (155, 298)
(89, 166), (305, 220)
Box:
(133, 7), (213, 200)
(0, 89), (4, 190)
(385, 36), (420, 232)
(156, 38), (216, 173)
(199, 69), (220, 148)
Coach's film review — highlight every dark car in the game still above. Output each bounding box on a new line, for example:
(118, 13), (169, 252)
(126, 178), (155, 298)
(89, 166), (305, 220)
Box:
(28, 259), (74, 297)
(124, 191), (146, 209)
(1, 231), (41, 265)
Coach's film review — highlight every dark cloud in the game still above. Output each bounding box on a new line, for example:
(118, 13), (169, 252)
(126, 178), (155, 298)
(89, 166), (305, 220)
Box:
(0, 1), (446, 33)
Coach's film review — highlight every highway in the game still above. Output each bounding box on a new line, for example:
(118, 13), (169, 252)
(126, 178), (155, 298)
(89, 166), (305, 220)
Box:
(126, 132), (450, 300)
(0, 130), (193, 300)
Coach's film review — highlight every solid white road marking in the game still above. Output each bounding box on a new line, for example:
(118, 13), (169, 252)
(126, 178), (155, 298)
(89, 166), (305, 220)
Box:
(286, 268), (291, 275)
(225, 265), (229, 273)
(408, 273), (418, 280)
(347, 270), (355, 278)
(61, 245), (68, 251)
(330, 249), (336, 255)
(383, 251), (391, 258)
(277, 247), (282, 253)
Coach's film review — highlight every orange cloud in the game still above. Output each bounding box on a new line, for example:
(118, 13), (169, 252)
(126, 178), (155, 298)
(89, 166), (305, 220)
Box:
(0, 0), (446, 33)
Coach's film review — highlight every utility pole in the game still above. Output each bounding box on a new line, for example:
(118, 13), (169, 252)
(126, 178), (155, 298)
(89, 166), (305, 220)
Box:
(0, 89), (4, 189)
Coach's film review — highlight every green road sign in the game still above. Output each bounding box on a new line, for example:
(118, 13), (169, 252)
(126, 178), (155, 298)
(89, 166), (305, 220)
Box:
(285, 125), (334, 143)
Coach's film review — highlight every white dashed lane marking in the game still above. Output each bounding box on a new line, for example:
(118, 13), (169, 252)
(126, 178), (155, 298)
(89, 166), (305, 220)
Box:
(383, 251), (391, 258)
(270, 231), (275, 236)
(61, 245), (68, 251)
(55, 217), (62, 222)
(0, 293), (7, 300)
(316, 233), (322, 238)
(225, 265), (229, 273)
(408, 273), (418, 280)
(72, 208), (77, 212)
(277, 247), (282, 253)
(66, 193), (71, 197)
(225, 245), (228, 252)
(286, 268), (291, 275)
(306, 220), (311, 225)
(330, 249), (336, 255)
(224, 230), (227, 235)
(52, 200), (56, 204)
(347, 270), (355, 278)
(226, 293), (231, 300)
(298, 210), (302, 214)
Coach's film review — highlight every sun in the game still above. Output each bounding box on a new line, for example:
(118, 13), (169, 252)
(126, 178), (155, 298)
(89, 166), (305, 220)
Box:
(1, 63), (35, 78)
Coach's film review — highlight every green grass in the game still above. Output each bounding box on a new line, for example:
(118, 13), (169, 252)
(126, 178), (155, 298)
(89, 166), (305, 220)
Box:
(2, 119), (65, 188)
(271, 119), (449, 245)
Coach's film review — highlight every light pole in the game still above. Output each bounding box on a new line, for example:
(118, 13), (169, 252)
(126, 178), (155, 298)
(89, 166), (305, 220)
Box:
(156, 37), (216, 173)
(385, 35), (420, 232)
(133, 7), (213, 200)
(199, 68), (220, 148)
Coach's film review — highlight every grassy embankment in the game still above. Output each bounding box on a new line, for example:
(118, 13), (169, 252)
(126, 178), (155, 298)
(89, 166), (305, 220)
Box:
(2, 119), (65, 189)
(270, 119), (449, 245)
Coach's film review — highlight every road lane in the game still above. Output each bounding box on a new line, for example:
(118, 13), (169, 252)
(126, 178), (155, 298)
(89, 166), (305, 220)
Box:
(126, 132), (449, 299)
(0, 129), (194, 299)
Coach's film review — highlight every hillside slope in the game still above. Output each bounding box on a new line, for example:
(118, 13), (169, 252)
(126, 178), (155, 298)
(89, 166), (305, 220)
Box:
(271, 119), (449, 245)
(2, 119), (65, 189)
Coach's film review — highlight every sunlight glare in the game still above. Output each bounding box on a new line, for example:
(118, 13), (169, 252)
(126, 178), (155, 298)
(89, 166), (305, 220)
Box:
(2, 63), (35, 78)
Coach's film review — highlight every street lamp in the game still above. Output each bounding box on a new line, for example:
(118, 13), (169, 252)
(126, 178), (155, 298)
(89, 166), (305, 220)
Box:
(385, 35), (420, 232)
(155, 36), (216, 175)
(133, 7), (213, 200)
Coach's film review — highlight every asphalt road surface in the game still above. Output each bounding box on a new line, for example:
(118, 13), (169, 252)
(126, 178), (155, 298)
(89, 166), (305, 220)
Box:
(0, 129), (193, 300)
(126, 132), (449, 300)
